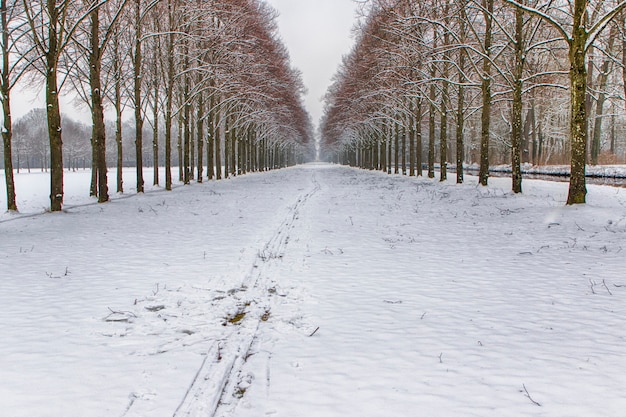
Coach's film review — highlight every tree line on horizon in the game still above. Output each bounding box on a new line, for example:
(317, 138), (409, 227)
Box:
(1, 0), (313, 213)
(1, 108), (205, 173)
(321, 0), (626, 204)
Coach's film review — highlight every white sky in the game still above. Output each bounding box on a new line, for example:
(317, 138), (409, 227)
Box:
(263, 0), (359, 127)
(10, 1), (360, 128)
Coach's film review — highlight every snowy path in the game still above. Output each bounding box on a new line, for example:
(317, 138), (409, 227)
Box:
(2, 164), (626, 416)
(172, 173), (320, 417)
(220, 165), (626, 417)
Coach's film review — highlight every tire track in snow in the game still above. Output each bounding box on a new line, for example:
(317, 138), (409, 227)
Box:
(172, 172), (320, 417)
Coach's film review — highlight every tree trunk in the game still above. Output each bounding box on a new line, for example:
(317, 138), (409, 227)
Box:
(178, 112), (183, 181)
(114, 32), (124, 193)
(567, 0), (588, 204)
(215, 108), (222, 179)
(394, 121), (399, 174)
(511, 6), (524, 194)
(164, 0), (174, 190)
(190, 117), (195, 180)
(152, 71), (159, 186)
(478, 0), (493, 186)
(46, 0), (63, 212)
(183, 39), (190, 184)
(456, 3), (466, 184)
(224, 117), (230, 177)
(134, 0), (144, 193)
(197, 91), (204, 182)
(428, 63), (436, 178)
(380, 125), (387, 172)
(1, 0), (16, 211)
(90, 133), (97, 196)
(409, 108), (415, 176)
(622, 12), (626, 113)
(230, 125), (236, 176)
(610, 104), (616, 154)
(590, 26), (616, 165)
(529, 99), (537, 164)
(401, 122), (406, 175)
(439, 106), (447, 182)
(207, 92), (215, 179)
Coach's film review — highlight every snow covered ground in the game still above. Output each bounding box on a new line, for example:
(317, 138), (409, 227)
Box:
(1, 164), (625, 416)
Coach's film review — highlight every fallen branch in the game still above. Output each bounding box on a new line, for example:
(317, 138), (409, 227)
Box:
(523, 384), (541, 407)
(104, 308), (137, 322)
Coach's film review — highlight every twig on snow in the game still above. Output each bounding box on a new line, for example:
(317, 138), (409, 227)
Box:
(309, 327), (320, 337)
(590, 279), (614, 295)
(104, 308), (137, 322)
(590, 279), (596, 294)
(523, 384), (541, 407)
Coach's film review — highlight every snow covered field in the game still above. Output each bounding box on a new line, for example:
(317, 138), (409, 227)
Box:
(1, 164), (626, 416)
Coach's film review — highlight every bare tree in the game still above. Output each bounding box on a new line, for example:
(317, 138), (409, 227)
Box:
(1, 0), (28, 211)
(506, 0), (626, 204)
(22, 0), (97, 211)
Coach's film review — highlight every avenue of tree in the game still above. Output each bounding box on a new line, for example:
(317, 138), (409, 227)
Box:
(321, 0), (626, 204)
(1, 0), (313, 212)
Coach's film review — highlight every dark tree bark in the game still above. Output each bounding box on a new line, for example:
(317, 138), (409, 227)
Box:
(478, 0), (493, 187)
(1, 0), (17, 211)
(152, 60), (159, 186)
(511, 5), (524, 194)
(133, 0), (144, 193)
(415, 98), (422, 176)
(206, 91), (215, 180)
(164, 0), (175, 190)
(590, 26), (617, 165)
(215, 108), (222, 179)
(401, 121), (406, 175)
(182, 33), (190, 184)
(113, 29), (124, 193)
(456, 1), (467, 184)
(428, 60), (436, 179)
(196, 91), (204, 182)
(43, 0), (64, 211)
(224, 116), (230, 177)
(90, 7), (109, 203)
(394, 121), (399, 174)
(409, 105), (416, 177)
(567, 1), (588, 204)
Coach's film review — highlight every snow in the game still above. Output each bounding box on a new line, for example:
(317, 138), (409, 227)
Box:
(1, 164), (626, 416)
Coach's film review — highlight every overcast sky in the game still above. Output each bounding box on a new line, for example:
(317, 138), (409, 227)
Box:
(263, 0), (359, 127)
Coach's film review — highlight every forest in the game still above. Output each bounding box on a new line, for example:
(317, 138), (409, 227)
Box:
(321, 0), (626, 204)
(3, 0), (626, 214)
(1, 0), (313, 212)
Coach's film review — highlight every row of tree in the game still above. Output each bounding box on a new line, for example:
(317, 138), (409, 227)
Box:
(1, 0), (313, 212)
(3, 108), (232, 173)
(321, 0), (626, 204)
